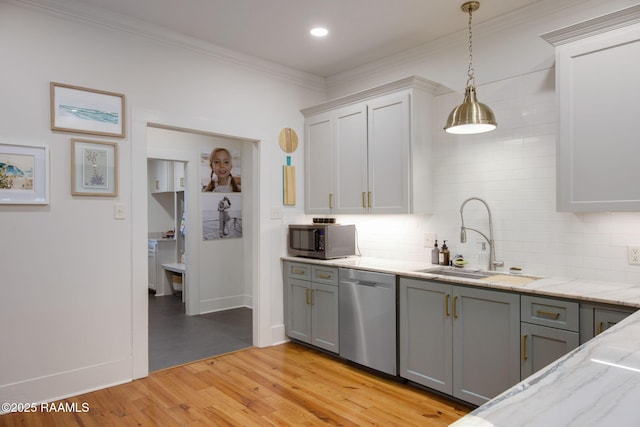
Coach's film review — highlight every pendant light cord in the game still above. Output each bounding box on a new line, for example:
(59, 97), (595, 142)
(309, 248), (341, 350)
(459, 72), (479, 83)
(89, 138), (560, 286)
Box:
(466, 5), (475, 88)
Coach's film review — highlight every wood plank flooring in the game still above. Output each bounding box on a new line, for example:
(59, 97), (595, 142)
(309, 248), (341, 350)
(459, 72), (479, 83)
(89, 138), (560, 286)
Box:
(0, 343), (472, 426)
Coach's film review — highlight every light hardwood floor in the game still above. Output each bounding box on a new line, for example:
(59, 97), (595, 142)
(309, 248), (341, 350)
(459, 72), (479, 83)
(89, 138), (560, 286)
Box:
(0, 343), (472, 426)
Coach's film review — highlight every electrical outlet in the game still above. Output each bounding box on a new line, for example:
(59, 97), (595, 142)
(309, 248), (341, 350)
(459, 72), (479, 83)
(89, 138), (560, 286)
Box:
(270, 207), (284, 219)
(628, 245), (640, 265)
(424, 232), (437, 248)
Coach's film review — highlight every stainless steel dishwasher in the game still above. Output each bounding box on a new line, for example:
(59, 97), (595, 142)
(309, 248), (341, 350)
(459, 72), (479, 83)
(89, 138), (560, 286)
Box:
(339, 268), (397, 375)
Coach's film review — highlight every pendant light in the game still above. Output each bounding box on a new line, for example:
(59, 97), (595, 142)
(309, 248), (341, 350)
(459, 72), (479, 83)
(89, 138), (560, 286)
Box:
(444, 1), (497, 134)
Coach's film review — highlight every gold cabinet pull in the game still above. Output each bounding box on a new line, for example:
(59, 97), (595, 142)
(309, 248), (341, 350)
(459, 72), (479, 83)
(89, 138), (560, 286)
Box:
(305, 289), (309, 305)
(368, 191), (372, 208)
(292, 268), (306, 276)
(522, 335), (528, 361)
(317, 273), (332, 280)
(329, 193), (334, 209)
(536, 310), (560, 319)
(362, 192), (366, 208)
(453, 296), (459, 319)
(445, 294), (451, 317)
(597, 321), (604, 335)
(309, 289), (314, 306)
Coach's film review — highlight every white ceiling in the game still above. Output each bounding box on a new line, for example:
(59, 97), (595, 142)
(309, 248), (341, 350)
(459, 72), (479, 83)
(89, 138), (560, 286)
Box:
(70, 0), (546, 77)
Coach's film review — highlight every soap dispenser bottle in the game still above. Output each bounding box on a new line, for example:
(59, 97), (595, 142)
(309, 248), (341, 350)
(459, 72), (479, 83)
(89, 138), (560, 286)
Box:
(439, 240), (450, 266)
(431, 240), (439, 264)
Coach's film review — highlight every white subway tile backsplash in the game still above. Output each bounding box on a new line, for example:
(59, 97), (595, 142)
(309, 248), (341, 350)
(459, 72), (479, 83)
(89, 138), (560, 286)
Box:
(339, 68), (640, 283)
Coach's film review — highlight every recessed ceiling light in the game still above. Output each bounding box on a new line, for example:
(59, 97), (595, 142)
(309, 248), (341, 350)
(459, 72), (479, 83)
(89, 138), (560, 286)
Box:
(310, 27), (328, 37)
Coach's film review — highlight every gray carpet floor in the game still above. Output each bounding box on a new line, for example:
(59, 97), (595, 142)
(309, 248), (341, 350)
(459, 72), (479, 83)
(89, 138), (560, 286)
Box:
(149, 293), (253, 371)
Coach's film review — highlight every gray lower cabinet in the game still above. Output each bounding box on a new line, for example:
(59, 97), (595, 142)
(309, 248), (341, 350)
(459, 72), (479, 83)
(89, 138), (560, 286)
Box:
(399, 277), (521, 406)
(520, 323), (579, 378)
(580, 303), (637, 343)
(520, 295), (580, 378)
(284, 262), (340, 353)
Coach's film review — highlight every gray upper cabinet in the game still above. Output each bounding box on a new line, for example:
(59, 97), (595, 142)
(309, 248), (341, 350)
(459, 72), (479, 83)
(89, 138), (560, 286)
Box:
(542, 6), (640, 212)
(302, 76), (436, 215)
(399, 277), (520, 406)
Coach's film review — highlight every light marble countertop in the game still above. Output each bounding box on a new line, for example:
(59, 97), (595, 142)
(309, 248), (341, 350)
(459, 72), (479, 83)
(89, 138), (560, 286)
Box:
(284, 255), (640, 426)
(283, 256), (640, 308)
(451, 313), (640, 427)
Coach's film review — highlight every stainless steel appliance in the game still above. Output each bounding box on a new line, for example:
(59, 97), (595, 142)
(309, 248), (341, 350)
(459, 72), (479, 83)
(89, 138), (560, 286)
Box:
(339, 268), (397, 375)
(288, 224), (356, 259)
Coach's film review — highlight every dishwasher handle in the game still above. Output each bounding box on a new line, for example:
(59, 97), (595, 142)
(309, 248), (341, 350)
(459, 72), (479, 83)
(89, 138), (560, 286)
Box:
(341, 279), (393, 290)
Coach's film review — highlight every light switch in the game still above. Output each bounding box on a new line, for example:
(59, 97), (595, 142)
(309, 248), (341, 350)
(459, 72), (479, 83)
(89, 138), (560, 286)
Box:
(114, 203), (126, 220)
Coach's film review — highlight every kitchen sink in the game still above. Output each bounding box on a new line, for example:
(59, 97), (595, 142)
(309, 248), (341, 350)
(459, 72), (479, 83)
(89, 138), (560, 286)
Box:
(414, 267), (493, 279)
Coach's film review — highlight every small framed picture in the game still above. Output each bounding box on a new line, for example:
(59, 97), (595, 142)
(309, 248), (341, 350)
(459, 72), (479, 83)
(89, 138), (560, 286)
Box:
(51, 82), (125, 138)
(0, 142), (49, 204)
(71, 139), (118, 197)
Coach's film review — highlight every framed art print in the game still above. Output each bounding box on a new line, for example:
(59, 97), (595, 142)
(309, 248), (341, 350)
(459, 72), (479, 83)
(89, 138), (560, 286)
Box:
(51, 82), (125, 138)
(0, 142), (49, 204)
(71, 139), (118, 196)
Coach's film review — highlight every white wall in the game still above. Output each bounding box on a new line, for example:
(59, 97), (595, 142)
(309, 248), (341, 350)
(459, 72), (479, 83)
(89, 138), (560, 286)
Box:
(2, 0), (640, 408)
(0, 1), (321, 405)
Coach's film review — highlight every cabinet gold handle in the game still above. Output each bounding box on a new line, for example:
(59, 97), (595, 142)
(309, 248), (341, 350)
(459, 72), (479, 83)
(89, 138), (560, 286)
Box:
(305, 289), (310, 305)
(329, 193), (334, 209)
(317, 273), (331, 279)
(445, 294), (451, 317)
(292, 268), (305, 275)
(597, 321), (603, 335)
(362, 192), (366, 208)
(453, 296), (459, 319)
(536, 310), (560, 319)
(368, 191), (372, 208)
(309, 289), (314, 306)
(522, 335), (528, 361)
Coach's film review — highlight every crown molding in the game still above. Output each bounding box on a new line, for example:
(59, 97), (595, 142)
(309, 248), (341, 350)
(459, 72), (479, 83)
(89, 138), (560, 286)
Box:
(300, 76), (442, 117)
(8, 0), (326, 93)
(541, 4), (640, 46)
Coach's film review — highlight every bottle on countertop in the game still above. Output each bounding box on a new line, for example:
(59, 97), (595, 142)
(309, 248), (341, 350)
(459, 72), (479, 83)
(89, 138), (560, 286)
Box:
(439, 240), (450, 266)
(431, 240), (439, 264)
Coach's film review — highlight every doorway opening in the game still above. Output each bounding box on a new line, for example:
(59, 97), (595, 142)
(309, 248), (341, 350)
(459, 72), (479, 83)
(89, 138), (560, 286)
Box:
(145, 124), (256, 371)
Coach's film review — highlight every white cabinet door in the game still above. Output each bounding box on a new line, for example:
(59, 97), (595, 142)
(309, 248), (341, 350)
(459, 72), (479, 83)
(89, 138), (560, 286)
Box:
(554, 23), (640, 211)
(334, 103), (367, 213)
(149, 159), (171, 193)
(305, 112), (334, 214)
(367, 93), (410, 214)
(173, 161), (185, 191)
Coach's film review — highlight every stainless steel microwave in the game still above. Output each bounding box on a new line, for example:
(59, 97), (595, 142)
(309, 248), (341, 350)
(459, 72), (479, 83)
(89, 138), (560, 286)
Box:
(288, 224), (356, 259)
